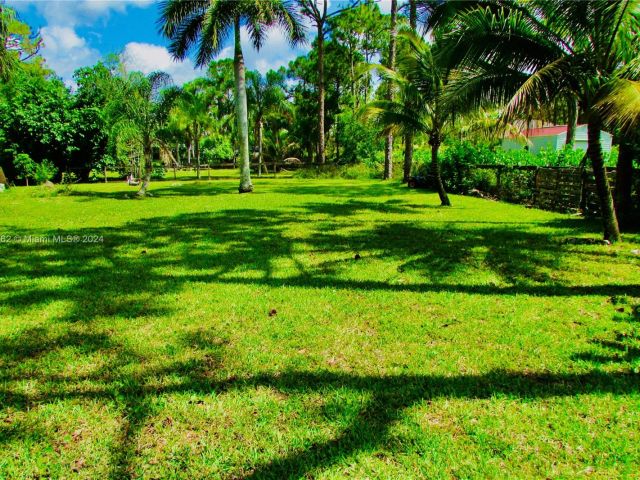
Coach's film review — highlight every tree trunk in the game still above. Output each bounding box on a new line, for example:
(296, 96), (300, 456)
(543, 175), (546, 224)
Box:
(409, 0), (417, 31)
(196, 136), (201, 180)
(258, 119), (263, 177)
(234, 17), (253, 193)
(565, 97), (578, 146)
(430, 137), (451, 206)
(137, 144), (153, 197)
(317, 20), (326, 165)
(615, 136), (634, 229)
(175, 144), (179, 180)
(587, 118), (620, 241)
(383, 0), (398, 180)
(104, 166), (108, 183)
(350, 52), (357, 111)
(335, 114), (340, 163)
(403, 132), (413, 183)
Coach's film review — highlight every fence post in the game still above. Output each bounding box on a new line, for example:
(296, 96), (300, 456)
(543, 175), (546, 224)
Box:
(532, 167), (539, 206)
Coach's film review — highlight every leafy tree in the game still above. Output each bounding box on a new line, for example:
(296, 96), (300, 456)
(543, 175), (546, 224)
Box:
(427, 0), (640, 241)
(0, 6), (17, 80)
(285, 40), (352, 164)
(160, 0), (306, 193)
(12, 152), (35, 186)
(330, 0), (388, 110)
(0, 6), (44, 80)
(0, 69), (74, 178)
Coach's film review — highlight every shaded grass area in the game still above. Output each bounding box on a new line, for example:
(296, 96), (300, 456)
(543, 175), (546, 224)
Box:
(0, 178), (639, 479)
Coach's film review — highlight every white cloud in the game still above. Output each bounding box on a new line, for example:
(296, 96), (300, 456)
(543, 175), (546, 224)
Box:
(122, 42), (201, 85)
(40, 25), (101, 83)
(26, 0), (154, 27)
(8, 0), (156, 84)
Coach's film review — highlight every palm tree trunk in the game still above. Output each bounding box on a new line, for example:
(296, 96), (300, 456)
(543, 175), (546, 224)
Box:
(137, 143), (153, 197)
(403, 132), (413, 183)
(565, 97), (578, 146)
(587, 118), (620, 241)
(409, 0), (417, 30)
(258, 119), (263, 177)
(317, 20), (326, 165)
(383, 0), (398, 180)
(430, 136), (450, 206)
(234, 16), (253, 193)
(615, 136), (634, 229)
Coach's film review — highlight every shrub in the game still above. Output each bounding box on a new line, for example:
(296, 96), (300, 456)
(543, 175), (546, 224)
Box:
(151, 162), (165, 180)
(201, 136), (234, 164)
(293, 163), (379, 180)
(33, 159), (58, 185)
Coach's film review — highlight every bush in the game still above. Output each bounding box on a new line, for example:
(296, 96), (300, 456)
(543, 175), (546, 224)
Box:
(151, 162), (165, 180)
(201, 136), (234, 164)
(33, 159), (58, 184)
(293, 163), (379, 180)
(335, 111), (382, 166)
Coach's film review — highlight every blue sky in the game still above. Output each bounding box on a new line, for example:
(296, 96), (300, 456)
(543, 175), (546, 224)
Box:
(7, 0), (394, 86)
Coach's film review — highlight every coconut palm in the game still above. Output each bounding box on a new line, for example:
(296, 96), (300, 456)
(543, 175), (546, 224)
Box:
(107, 71), (179, 196)
(363, 31), (453, 206)
(426, 0), (640, 242)
(159, 0), (306, 193)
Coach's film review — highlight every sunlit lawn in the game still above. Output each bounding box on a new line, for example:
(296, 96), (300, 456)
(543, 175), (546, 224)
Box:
(0, 175), (639, 479)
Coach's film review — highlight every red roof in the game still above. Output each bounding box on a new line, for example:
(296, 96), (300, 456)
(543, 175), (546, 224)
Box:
(523, 125), (585, 137)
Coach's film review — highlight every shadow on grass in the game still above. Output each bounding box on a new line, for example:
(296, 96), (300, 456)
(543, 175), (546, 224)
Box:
(0, 322), (637, 479)
(1, 201), (638, 324)
(1, 186), (639, 476)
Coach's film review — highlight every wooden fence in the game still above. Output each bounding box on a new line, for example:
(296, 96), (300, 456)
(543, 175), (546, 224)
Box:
(471, 165), (622, 214)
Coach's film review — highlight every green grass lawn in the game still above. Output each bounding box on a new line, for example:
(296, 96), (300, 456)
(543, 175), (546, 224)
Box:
(1, 176), (639, 479)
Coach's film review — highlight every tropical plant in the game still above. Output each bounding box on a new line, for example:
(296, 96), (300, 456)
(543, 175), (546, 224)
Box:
(364, 31), (454, 206)
(174, 78), (215, 179)
(106, 71), (179, 196)
(382, 0), (398, 180)
(247, 69), (290, 175)
(426, 0), (640, 241)
(160, 0), (306, 193)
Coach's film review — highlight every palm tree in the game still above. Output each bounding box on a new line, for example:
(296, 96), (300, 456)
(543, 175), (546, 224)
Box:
(107, 71), (179, 196)
(382, 0), (398, 180)
(159, 0), (305, 193)
(427, 0), (640, 242)
(174, 78), (214, 179)
(246, 69), (290, 176)
(364, 31), (453, 206)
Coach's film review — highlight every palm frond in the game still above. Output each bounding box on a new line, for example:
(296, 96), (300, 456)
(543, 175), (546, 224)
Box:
(597, 78), (640, 129)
